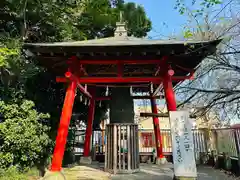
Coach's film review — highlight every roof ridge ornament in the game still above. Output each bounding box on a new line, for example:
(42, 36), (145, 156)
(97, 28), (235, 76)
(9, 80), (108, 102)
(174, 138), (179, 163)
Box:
(114, 11), (128, 38)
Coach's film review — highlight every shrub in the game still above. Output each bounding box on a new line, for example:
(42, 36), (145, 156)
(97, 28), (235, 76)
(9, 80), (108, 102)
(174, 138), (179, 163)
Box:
(0, 166), (28, 180)
(0, 100), (52, 170)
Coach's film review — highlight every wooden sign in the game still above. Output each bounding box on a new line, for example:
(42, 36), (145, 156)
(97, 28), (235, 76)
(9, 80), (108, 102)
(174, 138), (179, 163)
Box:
(169, 111), (197, 178)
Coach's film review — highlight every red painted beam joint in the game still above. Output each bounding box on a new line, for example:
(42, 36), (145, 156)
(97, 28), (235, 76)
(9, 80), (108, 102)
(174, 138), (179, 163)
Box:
(163, 69), (177, 111)
(65, 72), (92, 99)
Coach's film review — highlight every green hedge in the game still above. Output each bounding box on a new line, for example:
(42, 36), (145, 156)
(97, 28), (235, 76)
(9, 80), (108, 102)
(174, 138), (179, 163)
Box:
(0, 166), (40, 180)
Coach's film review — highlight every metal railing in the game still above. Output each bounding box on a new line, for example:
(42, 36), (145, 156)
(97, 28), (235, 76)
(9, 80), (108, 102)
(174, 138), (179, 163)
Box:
(214, 128), (240, 158)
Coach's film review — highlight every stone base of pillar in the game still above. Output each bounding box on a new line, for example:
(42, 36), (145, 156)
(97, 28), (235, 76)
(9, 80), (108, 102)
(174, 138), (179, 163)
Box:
(173, 176), (197, 180)
(42, 170), (65, 180)
(80, 156), (92, 165)
(156, 157), (167, 165)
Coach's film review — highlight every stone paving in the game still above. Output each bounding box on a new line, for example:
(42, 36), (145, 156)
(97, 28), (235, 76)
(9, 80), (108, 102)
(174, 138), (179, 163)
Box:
(66, 162), (238, 180)
(63, 165), (111, 180)
(110, 163), (237, 180)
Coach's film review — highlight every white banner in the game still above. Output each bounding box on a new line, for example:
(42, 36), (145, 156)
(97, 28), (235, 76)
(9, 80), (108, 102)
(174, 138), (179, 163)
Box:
(169, 111), (197, 177)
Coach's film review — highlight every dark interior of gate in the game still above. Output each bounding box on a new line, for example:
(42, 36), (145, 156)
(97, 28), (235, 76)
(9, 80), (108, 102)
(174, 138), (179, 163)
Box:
(23, 35), (221, 173)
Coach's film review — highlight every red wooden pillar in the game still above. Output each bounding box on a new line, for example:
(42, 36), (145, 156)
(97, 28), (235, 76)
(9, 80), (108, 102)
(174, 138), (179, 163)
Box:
(51, 80), (77, 171)
(150, 94), (164, 158)
(163, 70), (177, 111)
(83, 89), (96, 157)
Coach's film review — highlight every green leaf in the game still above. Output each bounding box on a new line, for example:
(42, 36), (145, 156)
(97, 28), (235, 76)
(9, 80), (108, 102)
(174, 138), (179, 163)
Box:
(183, 30), (193, 38)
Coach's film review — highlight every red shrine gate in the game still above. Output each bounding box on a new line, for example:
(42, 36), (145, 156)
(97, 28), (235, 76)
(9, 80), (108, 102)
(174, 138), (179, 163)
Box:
(53, 57), (191, 169)
(23, 20), (221, 173)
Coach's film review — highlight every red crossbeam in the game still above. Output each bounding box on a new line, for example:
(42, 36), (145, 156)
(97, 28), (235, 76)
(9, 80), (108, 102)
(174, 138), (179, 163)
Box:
(58, 76), (162, 83)
(79, 60), (161, 65)
(95, 96), (162, 101)
(57, 73), (192, 84)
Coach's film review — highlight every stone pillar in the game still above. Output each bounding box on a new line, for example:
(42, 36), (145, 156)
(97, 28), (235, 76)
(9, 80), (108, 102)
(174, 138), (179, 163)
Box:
(105, 123), (140, 174)
(163, 72), (197, 180)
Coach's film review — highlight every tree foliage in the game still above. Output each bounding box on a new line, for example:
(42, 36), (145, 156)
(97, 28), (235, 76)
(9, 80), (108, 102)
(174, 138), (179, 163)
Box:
(0, 0), (152, 173)
(175, 0), (222, 16)
(174, 0), (240, 125)
(1, 0), (152, 127)
(122, 2), (151, 37)
(0, 100), (51, 169)
(1, 0), (151, 41)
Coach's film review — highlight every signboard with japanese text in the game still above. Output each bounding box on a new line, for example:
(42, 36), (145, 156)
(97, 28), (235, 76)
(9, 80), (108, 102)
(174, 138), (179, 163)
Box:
(169, 111), (197, 177)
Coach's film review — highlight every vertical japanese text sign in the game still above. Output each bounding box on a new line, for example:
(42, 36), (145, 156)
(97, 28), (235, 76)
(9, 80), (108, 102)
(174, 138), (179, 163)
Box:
(169, 111), (197, 177)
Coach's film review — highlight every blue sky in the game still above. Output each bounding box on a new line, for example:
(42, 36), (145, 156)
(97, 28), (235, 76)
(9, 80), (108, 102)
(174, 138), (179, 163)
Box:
(124, 0), (187, 107)
(125, 0), (188, 39)
(125, 1), (240, 124)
